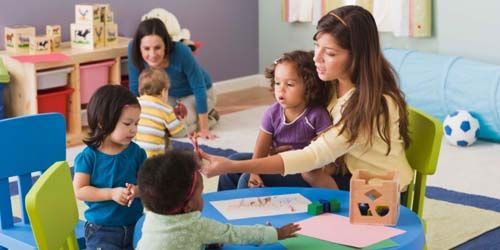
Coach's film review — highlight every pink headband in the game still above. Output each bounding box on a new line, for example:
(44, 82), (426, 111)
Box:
(166, 170), (199, 214)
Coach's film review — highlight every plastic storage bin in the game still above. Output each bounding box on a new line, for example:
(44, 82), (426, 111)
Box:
(0, 57), (10, 119)
(36, 67), (73, 90)
(80, 60), (115, 104)
(37, 87), (74, 121)
(0, 84), (5, 119)
(120, 58), (128, 76)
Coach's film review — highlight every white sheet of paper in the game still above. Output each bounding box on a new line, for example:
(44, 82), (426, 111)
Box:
(210, 193), (311, 220)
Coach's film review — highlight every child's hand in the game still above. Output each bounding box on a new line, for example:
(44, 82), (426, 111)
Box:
(174, 101), (188, 119)
(189, 133), (203, 159)
(269, 145), (293, 155)
(110, 187), (130, 206)
(276, 223), (301, 240)
(125, 183), (139, 207)
(248, 174), (264, 188)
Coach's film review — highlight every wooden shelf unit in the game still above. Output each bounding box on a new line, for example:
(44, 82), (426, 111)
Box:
(0, 37), (131, 146)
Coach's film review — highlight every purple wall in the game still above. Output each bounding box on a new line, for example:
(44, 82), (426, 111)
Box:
(0, 0), (258, 81)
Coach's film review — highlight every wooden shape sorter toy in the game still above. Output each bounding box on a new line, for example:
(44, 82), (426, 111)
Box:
(349, 170), (400, 226)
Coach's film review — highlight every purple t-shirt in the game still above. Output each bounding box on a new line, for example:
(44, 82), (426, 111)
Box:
(261, 102), (332, 150)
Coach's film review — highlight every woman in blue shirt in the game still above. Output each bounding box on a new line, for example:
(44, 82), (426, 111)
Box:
(129, 18), (217, 139)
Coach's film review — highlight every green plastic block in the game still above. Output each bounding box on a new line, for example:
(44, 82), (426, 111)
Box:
(329, 199), (340, 213)
(307, 202), (324, 215)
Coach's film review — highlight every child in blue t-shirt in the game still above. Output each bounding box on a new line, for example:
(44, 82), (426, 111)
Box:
(73, 85), (147, 250)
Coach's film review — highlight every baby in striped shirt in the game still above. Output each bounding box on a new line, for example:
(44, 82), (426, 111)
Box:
(134, 68), (188, 157)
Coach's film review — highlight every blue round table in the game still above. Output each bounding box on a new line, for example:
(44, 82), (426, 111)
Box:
(134, 187), (425, 249)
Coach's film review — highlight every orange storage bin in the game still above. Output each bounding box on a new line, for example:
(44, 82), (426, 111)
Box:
(37, 87), (74, 121)
(80, 60), (115, 104)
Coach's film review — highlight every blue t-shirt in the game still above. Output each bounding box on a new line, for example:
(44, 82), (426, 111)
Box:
(128, 42), (213, 113)
(74, 142), (147, 226)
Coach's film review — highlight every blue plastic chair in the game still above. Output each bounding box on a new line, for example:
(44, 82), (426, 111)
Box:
(0, 113), (84, 249)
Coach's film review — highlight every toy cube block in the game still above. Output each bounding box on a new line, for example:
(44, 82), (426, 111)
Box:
(349, 170), (400, 226)
(75, 4), (101, 25)
(307, 202), (324, 215)
(106, 11), (114, 24)
(29, 36), (51, 54)
(329, 199), (340, 213)
(96, 4), (110, 23)
(105, 23), (118, 47)
(46, 25), (61, 37)
(4, 25), (36, 54)
(71, 22), (105, 50)
(318, 199), (330, 213)
(47, 35), (61, 52)
(46, 25), (62, 51)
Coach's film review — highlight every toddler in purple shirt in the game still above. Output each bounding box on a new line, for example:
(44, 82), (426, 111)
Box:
(239, 50), (339, 189)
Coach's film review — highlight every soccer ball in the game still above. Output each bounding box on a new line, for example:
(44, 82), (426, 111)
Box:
(443, 110), (480, 147)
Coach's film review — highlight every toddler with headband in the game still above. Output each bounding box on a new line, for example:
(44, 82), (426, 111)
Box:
(136, 150), (300, 249)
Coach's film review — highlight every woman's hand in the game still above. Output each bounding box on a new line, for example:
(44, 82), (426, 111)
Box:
(199, 150), (232, 177)
(248, 174), (264, 188)
(197, 129), (217, 140)
(198, 113), (217, 140)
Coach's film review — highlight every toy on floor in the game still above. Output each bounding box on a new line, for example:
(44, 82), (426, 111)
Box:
(307, 198), (341, 215)
(349, 170), (400, 226)
(443, 110), (480, 147)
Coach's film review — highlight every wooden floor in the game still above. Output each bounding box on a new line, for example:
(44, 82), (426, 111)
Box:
(215, 87), (275, 115)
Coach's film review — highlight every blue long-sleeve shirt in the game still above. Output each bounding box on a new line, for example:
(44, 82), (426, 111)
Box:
(128, 42), (213, 114)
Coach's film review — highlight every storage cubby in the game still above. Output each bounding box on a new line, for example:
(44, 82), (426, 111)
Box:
(0, 37), (130, 146)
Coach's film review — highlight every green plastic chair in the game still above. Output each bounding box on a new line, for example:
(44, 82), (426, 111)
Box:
(402, 106), (443, 218)
(25, 161), (79, 250)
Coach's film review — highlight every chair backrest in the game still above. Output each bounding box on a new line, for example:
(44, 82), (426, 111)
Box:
(403, 106), (443, 217)
(0, 113), (66, 229)
(26, 161), (79, 250)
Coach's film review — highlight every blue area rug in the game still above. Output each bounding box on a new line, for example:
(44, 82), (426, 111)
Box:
(426, 186), (500, 249)
(171, 140), (237, 157)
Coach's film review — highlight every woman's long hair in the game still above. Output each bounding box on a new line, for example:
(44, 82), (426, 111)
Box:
(315, 6), (410, 154)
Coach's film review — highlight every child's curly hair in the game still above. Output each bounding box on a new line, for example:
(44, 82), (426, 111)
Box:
(265, 50), (332, 107)
(138, 150), (200, 215)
